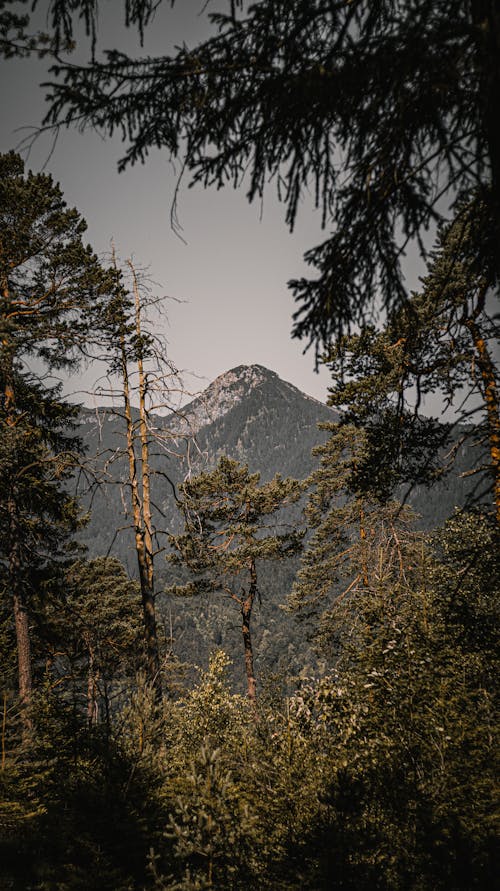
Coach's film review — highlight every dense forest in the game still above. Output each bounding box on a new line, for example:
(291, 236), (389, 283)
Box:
(1, 2), (499, 889)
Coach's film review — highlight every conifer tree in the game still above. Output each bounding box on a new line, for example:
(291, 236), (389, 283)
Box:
(288, 422), (416, 643)
(0, 151), (114, 709)
(41, 557), (142, 725)
(168, 456), (303, 702)
(294, 512), (499, 890)
(325, 194), (500, 522)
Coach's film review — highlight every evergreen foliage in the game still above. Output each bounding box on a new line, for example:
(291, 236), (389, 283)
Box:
(288, 422), (415, 630)
(0, 150), (114, 708)
(31, 0), (500, 352)
(40, 556), (143, 725)
(168, 456), (304, 700)
(324, 194), (500, 518)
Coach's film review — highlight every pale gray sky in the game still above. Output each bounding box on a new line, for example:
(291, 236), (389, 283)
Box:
(1, 0), (431, 409)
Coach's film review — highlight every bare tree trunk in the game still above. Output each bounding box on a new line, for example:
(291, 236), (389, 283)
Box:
(129, 260), (155, 592)
(359, 504), (369, 588)
(122, 336), (161, 695)
(241, 558), (257, 704)
(113, 270), (161, 699)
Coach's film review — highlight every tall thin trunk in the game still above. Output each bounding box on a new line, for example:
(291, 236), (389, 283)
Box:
(114, 274), (161, 699)
(359, 504), (369, 588)
(466, 314), (500, 524)
(86, 642), (98, 726)
(11, 505), (32, 708)
(129, 260), (154, 591)
(2, 273), (32, 712)
(241, 558), (257, 704)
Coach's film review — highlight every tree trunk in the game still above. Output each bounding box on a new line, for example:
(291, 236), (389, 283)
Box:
(116, 287), (162, 700)
(9, 492), (32, 721)
(129, 262), (160, 686)
(359, 504), (369, 587)
(12, 574), (32, 708)
(87, 642), (98, 725)
(466, 315), (500, 524)
(2, 277), (33, 712)
(129, 260), (155, 595)
(241, 559), (257, 705)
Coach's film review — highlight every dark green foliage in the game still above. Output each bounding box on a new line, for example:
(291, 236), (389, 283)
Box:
(1, 512), (497, 888)
(169, 456), (304, 597)
(0, 376), (82, 586)
(293, 512), (499, 891)
(40, 557), (143, 722)
(37, 1), (500, 353)
(324, 195), (500, 514)
(0, 690), (170, 890)
(0, 150), (115, 704)
(0, 151), (114, 367)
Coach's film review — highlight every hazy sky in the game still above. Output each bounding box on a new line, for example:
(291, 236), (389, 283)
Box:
(1, 1), (343, 404)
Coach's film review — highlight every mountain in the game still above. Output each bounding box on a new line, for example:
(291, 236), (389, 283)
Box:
(173, 364), (336, 479)
(73, 364), (484, 690)
(76, 365), (335, 560)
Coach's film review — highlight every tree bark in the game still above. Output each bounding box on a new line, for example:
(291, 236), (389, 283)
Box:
(241, 559), (257, 705)
(86, 642), (98, 725)
(11, 527), (32, 708)
(129, 261), (155, 593)
(116, 284), (162, 699)
(466, 315), (500, 524)
(2, 273), (33, 712)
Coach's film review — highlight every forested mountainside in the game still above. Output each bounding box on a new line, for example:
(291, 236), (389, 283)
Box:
(75, 365), (483, 689)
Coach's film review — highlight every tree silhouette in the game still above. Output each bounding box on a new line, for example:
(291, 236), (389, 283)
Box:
(22, 0), (500, 353)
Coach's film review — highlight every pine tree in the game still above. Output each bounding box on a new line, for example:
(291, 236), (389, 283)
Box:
(41, 557), (142, 726)
(0, 150), (114, 709)
(168, 456), (303, 702)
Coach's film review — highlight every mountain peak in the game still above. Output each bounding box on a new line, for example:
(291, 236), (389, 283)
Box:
(171, 364), (318, 435)
(212, 363), (276, 389)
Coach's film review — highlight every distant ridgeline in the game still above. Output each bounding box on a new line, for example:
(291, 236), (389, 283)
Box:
(74, 365), (484, 688)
